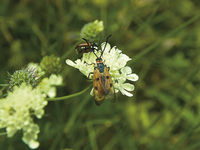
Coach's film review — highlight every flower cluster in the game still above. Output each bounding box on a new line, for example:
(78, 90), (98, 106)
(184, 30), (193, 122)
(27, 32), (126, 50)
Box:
(0, 84), (47, 149)
(80, 20), (104, 41)
(0, 63), (63, 149)
(66, 43), (138, 97)
(38, 74), (63, 98)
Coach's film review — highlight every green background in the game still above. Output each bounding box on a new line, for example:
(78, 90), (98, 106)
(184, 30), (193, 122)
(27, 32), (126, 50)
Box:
(1, 0), (200, 150)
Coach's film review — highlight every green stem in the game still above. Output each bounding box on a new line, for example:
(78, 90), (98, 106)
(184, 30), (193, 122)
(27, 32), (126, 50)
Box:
(47, 85), (92, 101)
(0, 84), (8, 87)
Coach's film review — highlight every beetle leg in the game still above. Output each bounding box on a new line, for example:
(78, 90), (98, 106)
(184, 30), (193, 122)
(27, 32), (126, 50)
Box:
(88, 72), (94, 79)
(84, 61), (95, 65)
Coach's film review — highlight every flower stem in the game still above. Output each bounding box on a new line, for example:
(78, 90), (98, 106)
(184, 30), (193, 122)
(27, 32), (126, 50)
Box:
(47, 85), (92, 101)
(0, 84), (8, 87)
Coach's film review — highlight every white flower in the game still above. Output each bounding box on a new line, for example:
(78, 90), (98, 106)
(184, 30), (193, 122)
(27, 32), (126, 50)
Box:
(0, 72), (62, 149)
(0, 84), (47, 149)
(37, 74), (63, 98)
(66, 43), (139, 97)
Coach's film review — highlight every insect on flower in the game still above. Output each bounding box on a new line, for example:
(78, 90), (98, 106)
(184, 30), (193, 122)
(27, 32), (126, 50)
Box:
(76, 38), (98, 54)
(88, 35), (115, 105)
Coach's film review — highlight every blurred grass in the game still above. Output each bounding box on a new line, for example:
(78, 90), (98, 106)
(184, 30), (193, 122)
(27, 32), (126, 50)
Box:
(1, 0), (200, 150)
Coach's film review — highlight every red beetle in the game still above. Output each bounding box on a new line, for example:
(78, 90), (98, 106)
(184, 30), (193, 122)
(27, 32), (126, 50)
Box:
(76, 38), (98, 54)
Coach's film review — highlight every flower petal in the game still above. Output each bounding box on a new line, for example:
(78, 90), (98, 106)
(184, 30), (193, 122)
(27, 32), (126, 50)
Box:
(29, 140), (39, 149)
(121, 66), (132, 74)
(49, 74), (63, 85)
(121, 83), (135, 91)
(90, 88), (94, 96)
(82, 52), (96, 63)
(47, 87), (56, 98)
(101, 42), (111, 53)
(127, 74), (139, 81)
(116, 54), (131, 69)
(66, 59), (76, 67)
(119, 88), (133, 97)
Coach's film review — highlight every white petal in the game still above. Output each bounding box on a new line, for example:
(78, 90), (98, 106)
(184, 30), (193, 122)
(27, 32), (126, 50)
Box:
(79, 64), (93, 77)
(121, 66), (132, 74)
(114, 89), (119, 93)
(6, 127), (17, 137)
(82, 52), (96, 63)
(114, 46), (122, 53)
(29, 140), (39, 149)
(49, 74), (63, 85)
(127, 74), (139, 81)
(120, 54), (131, 62)
(117, 76), (126, 84)
(90, 88), (94, 96)
(66, 59), (76, 67)
(47, 87), (56, 98)
(121, 83), (135, 91)
(109, 46), (118, 55)
(119, 88), (133, 97)
(115, 54), (131, 69)
(74, 59), (82, 66)
(101, 42), (111, 53)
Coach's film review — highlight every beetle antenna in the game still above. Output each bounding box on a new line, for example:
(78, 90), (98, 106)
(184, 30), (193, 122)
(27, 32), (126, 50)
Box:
(82, 38), (90, 47)
(92, 50), (99, 58)
(91, 40), (98, 51)
(100, 34), (112, 58)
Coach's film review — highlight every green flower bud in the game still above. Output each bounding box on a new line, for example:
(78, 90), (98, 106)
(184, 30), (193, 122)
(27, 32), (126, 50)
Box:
(9, 68), (39, 91)
(40, 55), (62, 76)
(80, 20), (104, 41)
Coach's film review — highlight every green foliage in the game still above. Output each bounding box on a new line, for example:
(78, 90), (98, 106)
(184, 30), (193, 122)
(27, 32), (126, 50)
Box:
(1, 0), (200, 150)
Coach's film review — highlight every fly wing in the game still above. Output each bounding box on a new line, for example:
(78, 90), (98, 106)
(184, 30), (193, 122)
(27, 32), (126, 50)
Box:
(93, 68), (105, 104)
